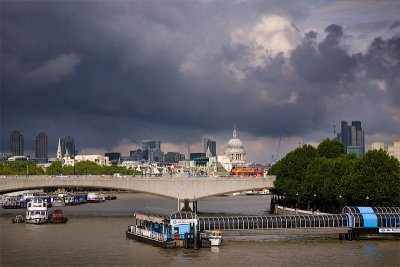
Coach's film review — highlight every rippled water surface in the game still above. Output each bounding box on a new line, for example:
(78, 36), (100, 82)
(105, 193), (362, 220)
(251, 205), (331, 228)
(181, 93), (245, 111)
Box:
(1, 194), (399, 266)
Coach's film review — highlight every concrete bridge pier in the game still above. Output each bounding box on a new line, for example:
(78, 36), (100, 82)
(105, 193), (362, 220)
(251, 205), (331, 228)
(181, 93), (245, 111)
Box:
(179, 198), (193, 211)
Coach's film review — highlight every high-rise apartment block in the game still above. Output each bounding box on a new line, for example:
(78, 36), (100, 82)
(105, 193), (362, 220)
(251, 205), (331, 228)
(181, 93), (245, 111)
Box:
(203, 138), (217, 157)
(337, 120), (365, 156)
(10, 130), (24, 156)
(35, 132), (48, 159)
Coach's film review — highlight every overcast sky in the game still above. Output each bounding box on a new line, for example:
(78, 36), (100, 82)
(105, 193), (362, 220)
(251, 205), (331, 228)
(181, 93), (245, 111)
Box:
(1, 0), (399, 163)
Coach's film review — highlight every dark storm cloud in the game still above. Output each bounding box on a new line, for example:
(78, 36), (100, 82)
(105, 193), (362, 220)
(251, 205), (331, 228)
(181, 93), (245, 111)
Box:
(1, 1), (399, 156)
(389, 20), (400, 30)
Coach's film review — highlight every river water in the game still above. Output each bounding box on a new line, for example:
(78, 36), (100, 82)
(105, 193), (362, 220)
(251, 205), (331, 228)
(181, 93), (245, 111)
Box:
(1, 194), (399, 266)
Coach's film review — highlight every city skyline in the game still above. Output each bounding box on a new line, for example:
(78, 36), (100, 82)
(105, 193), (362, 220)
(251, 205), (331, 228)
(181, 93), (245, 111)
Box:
(1, 1), (400, 162)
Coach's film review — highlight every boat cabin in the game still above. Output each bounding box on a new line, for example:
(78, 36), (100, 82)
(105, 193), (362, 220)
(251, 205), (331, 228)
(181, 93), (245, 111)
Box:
(128, 209), (198, 246)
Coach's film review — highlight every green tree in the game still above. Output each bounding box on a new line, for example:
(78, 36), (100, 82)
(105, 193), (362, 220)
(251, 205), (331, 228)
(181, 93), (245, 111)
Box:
(0, 161), (44, 175)
(347, 150), (400, 206)
(317, 138), (345, 159)
(46, 161), (63, 175)
(270, 145), (318, 201)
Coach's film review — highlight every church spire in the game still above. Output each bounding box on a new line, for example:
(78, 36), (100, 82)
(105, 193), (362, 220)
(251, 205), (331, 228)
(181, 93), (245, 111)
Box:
(57, 137), (62, 160)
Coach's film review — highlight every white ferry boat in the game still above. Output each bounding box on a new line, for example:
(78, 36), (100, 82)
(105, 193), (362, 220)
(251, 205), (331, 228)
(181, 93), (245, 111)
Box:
(25, 198), (48, 224)
(87, 192), (105, 203)
(208, 230), (223, 246)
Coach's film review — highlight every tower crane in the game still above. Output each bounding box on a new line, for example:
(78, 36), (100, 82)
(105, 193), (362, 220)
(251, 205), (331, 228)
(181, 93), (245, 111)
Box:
(271, 122), (285, 165)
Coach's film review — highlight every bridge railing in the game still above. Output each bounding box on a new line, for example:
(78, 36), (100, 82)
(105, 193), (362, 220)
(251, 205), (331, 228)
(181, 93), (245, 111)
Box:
(0, 175), (274, 180)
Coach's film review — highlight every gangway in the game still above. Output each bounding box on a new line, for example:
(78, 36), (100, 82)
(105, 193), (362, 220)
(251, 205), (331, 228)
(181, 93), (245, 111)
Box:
(197, 206), (400, 240)
(198, 214), (348, 231)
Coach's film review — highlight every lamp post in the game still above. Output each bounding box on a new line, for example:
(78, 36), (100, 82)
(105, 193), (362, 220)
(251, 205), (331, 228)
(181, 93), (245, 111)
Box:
(365, 196), (369, 206)
(296, 192), (299, 213)
(313, 193), (317, 213)
(338, 195), (343, 213)
(283, 192), (286, 212)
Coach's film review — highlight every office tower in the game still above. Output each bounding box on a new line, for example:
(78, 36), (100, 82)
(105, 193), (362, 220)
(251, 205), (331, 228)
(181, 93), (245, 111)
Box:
(337, 120), (365, 156)
(105, 152), (121, 162)
(10, 130), (24, 156)
(203, 138), (217, 157)
(142, 140), (161, 150)
(58, 136), (76, 157)
(164, 152), (183, 163)
(35, 132), (48, 159)
(129, 149), (143, 161)
(141, 140), (161, 162)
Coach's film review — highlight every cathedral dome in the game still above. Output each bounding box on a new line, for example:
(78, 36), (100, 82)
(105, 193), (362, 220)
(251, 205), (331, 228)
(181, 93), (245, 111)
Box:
(225, 128), (247, 165)
(227, 128), (244, 148)
(227, 137), (243, 148)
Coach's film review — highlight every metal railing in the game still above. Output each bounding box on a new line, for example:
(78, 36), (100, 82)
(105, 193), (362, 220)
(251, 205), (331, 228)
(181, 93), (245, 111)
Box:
(128, 225), (166, 241)
(198, 214), (350, 231)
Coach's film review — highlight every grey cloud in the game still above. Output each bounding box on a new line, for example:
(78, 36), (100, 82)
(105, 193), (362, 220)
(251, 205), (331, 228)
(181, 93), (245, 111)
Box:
(389, 20), (400, 30)
(1, 1), (399, 160)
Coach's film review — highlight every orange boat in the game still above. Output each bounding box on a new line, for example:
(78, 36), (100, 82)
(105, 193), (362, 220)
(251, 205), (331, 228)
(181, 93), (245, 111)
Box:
(49, 209), (68, 223)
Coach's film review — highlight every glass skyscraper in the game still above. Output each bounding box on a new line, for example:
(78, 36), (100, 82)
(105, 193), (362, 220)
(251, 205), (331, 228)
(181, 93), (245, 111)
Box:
(337, 120), (365, 156)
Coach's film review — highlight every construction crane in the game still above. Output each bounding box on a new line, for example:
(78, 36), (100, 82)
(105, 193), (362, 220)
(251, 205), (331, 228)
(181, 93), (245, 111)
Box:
(303, 129), (308, 145)
(271, 122), (285, 165)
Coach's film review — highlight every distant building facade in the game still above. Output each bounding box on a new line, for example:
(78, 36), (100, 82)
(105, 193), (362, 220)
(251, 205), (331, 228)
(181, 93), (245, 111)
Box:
(203, 139), (217, 157)
(60, 136), (76, 157)
(129, 149), (144, 161)
(142, 140), (162, 162)
(371, 142), (385, 151)
(165, 152), (185, 163)
(10, 130), (24, 156)
(105, 152), (121, 162)
(337, 120), (365, 156)
(371, 140), (400, 161)
(190, 152), (206, 160)
(35, 132), (48, 159)
(75, 155), (110, 166)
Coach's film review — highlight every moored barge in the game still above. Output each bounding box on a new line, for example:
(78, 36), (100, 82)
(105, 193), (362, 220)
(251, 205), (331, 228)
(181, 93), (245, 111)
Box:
(126, 209), (218, 248)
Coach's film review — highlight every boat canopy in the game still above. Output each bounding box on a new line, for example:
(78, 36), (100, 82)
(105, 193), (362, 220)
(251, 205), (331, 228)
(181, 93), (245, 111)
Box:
(134, 209), (198, 225)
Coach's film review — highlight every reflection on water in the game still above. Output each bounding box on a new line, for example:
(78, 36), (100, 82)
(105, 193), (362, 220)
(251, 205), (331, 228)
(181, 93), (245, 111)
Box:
(1, 193), (399, 266)
(211, 246), (220, 253)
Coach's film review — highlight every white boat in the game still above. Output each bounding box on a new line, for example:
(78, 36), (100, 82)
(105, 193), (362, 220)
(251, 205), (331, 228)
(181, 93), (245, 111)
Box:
(25, 198), (48, 224)
(87, 192), (105, 203)
(58, 192), (69, 198)
(52, 197), (65, 207)
(208, 230), (223, 246)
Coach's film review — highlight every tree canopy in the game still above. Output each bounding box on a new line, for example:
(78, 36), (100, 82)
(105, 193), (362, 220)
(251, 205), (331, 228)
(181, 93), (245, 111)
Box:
(270, 139), (400, 211)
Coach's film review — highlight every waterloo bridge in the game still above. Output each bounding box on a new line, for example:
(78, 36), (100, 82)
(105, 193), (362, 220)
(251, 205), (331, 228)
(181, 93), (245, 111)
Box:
(0, 175), (276, 210)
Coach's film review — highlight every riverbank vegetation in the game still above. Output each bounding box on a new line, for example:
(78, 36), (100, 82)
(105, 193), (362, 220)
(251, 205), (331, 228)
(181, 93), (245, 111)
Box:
(0, 160), (141, 176)
(269, 139), (400, 212)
